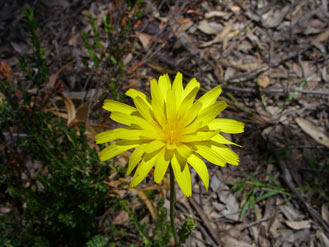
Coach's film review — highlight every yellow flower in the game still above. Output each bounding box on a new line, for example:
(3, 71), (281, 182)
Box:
(96, 72), (244, 197)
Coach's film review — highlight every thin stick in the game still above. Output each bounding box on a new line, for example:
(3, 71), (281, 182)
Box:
(223, 86), (329, 96)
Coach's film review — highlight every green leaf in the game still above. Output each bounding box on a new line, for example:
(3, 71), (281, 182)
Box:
(240, 200), (250, 219)
(256, 190), (281, 203)
(178, 218), (196, 244)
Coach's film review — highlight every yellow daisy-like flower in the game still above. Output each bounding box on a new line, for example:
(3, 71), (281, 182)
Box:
(96, 72), (244, 197)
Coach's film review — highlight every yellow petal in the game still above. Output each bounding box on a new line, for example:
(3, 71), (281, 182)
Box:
(211, 145), (239, 166)
(133, 96), (154, 123)
(126, 88), (152, 106)
(181, 131), (217, 143)
(171, 155), (192, 197)
(180, 101), (202, 128)
(158, 74), (171, 101)
(166, 142), (177, 151)
(110, 112), (133, 126)
(172, 72), (184, 107)
(154, 148), (170, 183)
(117, 129), (143, 140)
(130, 155), (157, 187)
(95, 129), (120, 144)
(176, 143), (193, 160)
(180, 135), (203, 142)
(211, 134), (242, 147)
(152, 99), (166, 126)
(151, 79), (166, 125)
(187, 153), (209, 191)
(166, 88), (176, 125)
(177, 83), (200, 118)
(131, 116), (161, 138)
(95, 128), (141, 143)
(181, 120), (202, 136)
(127, 144), (146, 175)
(139, 129), (160, 140)
(197, 85), (222, 111)
(98, 141), (138, 162)
(103, 100), (136, 114)
(194, 144), (226, 166)
(197, 101), (228, 126)
(208, 119), (245, 133)
(144, 140), (165, 154)
(182, 78), (200, 98)
(151, 78), (164, 104)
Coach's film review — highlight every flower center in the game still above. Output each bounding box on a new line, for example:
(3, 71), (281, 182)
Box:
(162, 122), (182, 145)
(168, 129), (176, 144)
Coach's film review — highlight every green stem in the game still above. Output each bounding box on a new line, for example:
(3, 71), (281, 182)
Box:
(170, 165), (179, 246)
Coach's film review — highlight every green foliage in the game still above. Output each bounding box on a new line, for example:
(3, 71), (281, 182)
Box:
(178, 218), (196, 244)
(0, 8), (112, 247)
(82, 2), (144, 102)
(284, 79), (307, 106)
(229, 172), (290, 219)
(297, 157), (329, 202)
(86, 235), (110, 247)
(120, 199), (171, 247)
(88, 14), (103, 50)
(82, 31), (100, 69)
(0, 81), (111, 246)
(20, 8), (49, 87)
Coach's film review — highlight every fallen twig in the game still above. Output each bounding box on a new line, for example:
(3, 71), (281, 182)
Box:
(189, 197), (220, 246)
(223, 86), (329, 96)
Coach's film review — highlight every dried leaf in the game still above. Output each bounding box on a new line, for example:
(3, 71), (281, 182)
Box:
(129, 188), (158, 221)
(211, 174), (239, 221)
(176, 18), (193, 33)
(47, 110), (68, 119)
(205, 11), (229, 18)
(229, 60), (258, 72)
(48, 60), (75, 88)
(280, 204), (300, 220)
(292, 63), (302, 77)
(258, 76), (270, 88)
(200, 21), (233, 48)
(10, 41), (29, 54)
(295, 118), (329, 148)
(321, 67), (329, 82)
(221, 235), (253, 247)
(321, 204), (329, 224)
(104, 177), (131, 188)
(176, 33), (199, 55)
(68, 32), (81, 47)
(317, 230), (329, 246)
(197, 20), (219, 35)
(87, 124), (111, 135)
(0, 61), (13, 82)
(123, 53), (133, 66)
(63, 96), (76, 125)
(75, 105), (89, 123)
(269, 216), (282, 238)
(138, 32), (152, 48)
(313, 28), (329, 43)
(113, 211), (130, 225)
(285, 220), (311, 230)
(261, 5), (290, 28)
(230, 5), (241, 12)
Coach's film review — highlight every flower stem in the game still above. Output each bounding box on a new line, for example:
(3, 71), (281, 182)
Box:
(170, 165), (179, 246)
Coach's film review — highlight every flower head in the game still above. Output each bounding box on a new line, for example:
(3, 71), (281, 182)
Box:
(96, 72), (244, 197)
